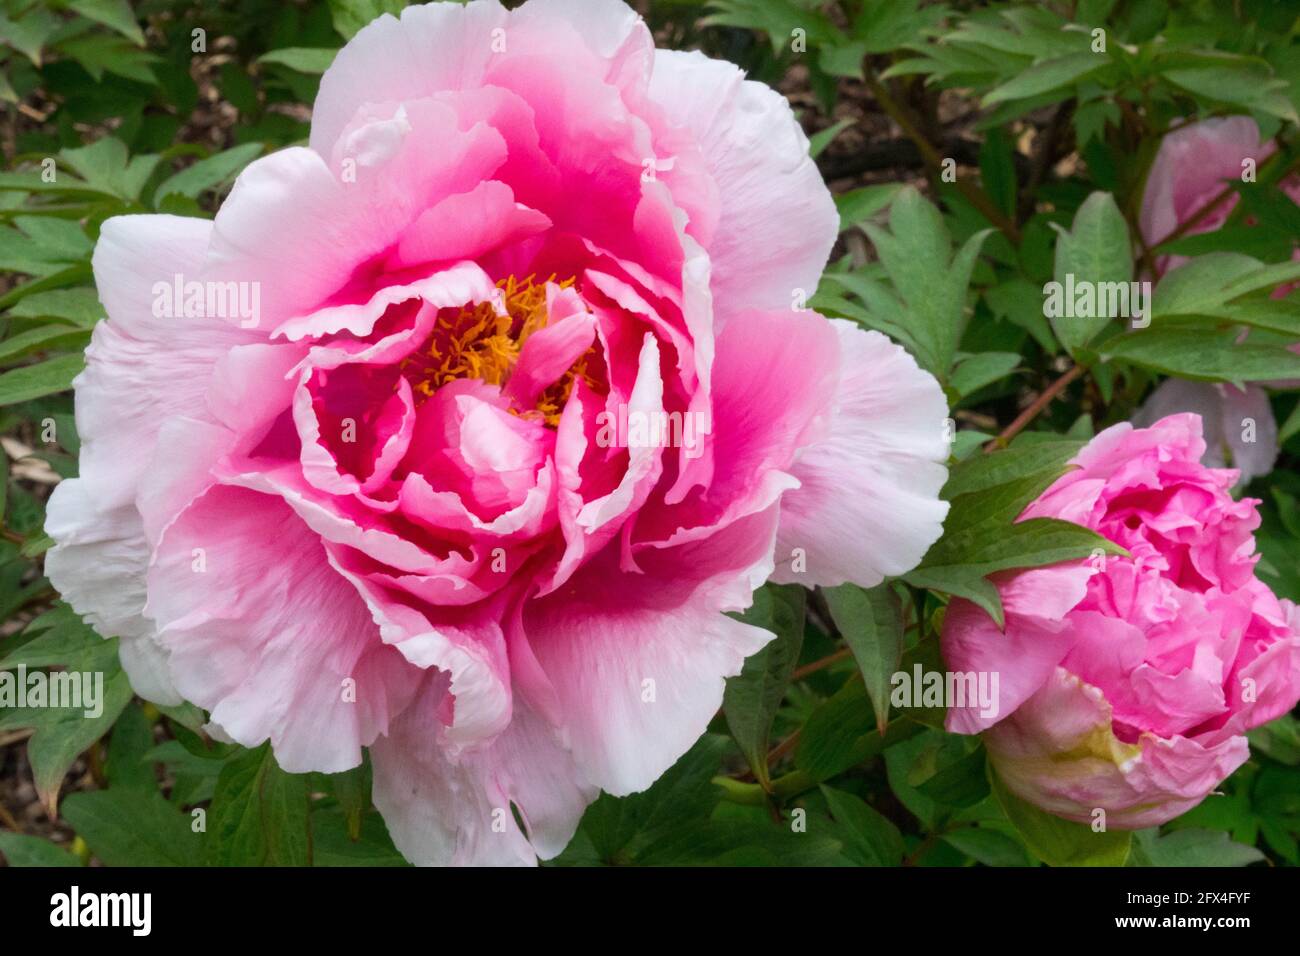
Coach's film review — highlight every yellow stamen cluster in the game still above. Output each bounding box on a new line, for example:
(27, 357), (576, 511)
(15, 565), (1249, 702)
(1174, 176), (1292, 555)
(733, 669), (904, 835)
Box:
(406, 274), (591, 426)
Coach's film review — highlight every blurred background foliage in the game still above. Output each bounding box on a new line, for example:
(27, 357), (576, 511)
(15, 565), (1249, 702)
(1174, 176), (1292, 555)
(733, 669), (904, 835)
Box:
(0, 0), (1298, 867)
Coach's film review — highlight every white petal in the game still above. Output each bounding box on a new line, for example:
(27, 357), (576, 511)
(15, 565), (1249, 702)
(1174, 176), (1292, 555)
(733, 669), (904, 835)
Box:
(773, 320), (950, 587)
(648, 49), (837, 322)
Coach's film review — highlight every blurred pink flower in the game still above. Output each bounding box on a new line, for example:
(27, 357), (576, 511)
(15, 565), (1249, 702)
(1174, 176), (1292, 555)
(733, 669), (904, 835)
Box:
(1133, 379), (1277, 487)
(1136, 116), (1300, 484)
(1140, 115), (1300, 276)
(45, 0), (951, 864)
(943, 414), (1300, 828)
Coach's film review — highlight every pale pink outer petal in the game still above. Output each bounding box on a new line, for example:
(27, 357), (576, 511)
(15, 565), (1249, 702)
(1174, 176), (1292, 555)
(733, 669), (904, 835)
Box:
(78, 215), (259, 508)
(647, 48), (837, 323)
(986, 668), (1250, 829)
(371, 678), (596, 866)
(43, 485), (180, 705)
(146, 485), (420, 773)
(771, 320), (950, 588)
(46, 213), (259, 705)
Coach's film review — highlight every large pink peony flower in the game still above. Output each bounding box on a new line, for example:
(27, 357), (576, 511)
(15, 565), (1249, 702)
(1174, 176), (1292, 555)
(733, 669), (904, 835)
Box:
(45, 0), (951, 865)
(943, 414), (1300, 828)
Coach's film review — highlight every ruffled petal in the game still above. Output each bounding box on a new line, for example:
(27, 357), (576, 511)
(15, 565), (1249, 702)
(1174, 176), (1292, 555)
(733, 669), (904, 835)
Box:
(772, 320), (949, 588)
(647, 49), (837, 322)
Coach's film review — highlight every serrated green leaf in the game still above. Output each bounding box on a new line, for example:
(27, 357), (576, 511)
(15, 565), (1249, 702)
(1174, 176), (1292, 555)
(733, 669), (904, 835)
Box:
(820, 784), (905, 865)
(68, 0), (145, 46)
(206, 743), (312, 866)
(153, 143), (264, 205)
(823, 583), (902, 735)
(1049, 191), (1132, 354)
(983, 51), (1106, 106)
(723, 584), (806, 788)
(1102, 328), (1300, 382)
(62, 788), (201, 866)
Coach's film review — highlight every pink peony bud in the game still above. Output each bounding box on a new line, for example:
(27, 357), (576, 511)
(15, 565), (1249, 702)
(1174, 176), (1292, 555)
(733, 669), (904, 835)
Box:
(943, 414), (1300, 828)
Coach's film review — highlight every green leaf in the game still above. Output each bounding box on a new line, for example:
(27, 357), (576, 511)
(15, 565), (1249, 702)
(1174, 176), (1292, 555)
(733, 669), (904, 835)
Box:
(1280, 401), (1300, 447)
(0, 354), (85, 406)
(1102, 328), (1300, 383)
(17, 670), (134, 816)
(258, 48), (338, 74)
(922, 466), (1126, 578)
(991, 772), (1131, 866)
(106, 701), (156, 792)
(1049, 191), (1132, 354)
(55, 34), (158, 82)
(67, 0), (145, 46)
(1248, 713), (1300, 766)
(902, 566), (1006, 627)
(326, 762), (370, 841)
(1151, 253), (1295, 318)
(153, 143), (265, 205)
(862, 187), (991, 377)
(62, 789), (202, 866)
(823, 583), (902, 735)
(1, 607), (133, 815)
(0, 8), (59, 65)
(0, 265), (95, 311)
(915, 746), (989, 808)
(0, 325), (92, 364)
(58, 138), (161, 201)
(311, 809), (409, 866)
(206, 743), (312, 866)
(794, 680), (924, 783)
(820, 785), (905, 865)
(925, 514), (1124, 577)
(1164, 66), (1298, 124)
(818, 43), (866, 80)
(949, 351), (1021, 399)
(983, 51), (1106, 106)
(979, 127), (1017, 217)
(723, 584), (806, 788)
(808, 118), (854, 158)
(565, 736), (727, 866)
(0, 832), (82, 867)
(941, 826), (1035, 866)
(1, 605), (115, 672)
(835, 184), (903, 232)
(13, 216), (93, 261)
(628, 813), (844, 866)
(327, 0), (407, 41)
(1130, 828), (1265, 867)
(944, 440), (1083, 498)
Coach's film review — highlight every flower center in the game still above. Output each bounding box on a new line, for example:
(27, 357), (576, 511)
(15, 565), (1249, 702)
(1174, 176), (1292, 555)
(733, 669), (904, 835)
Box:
(405, 274), (593, 425)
